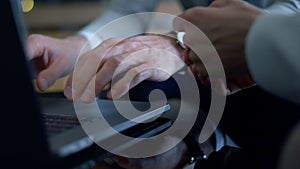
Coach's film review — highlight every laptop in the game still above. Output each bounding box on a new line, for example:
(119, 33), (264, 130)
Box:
(1, 1), (172, 168)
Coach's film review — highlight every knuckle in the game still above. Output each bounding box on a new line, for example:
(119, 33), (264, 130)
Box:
(27, 34), (43, 46)
(131, 67), (141, 76)
(183, 7), (203, 22)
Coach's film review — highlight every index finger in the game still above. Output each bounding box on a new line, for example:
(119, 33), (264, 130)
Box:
(26, 34), (47, 60)
(72, 38), (122, 101)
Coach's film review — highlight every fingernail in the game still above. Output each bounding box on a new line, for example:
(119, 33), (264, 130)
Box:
(72, 88), (79, 101)
(40, 78), (49, 91)
(64, 86), (72, 99)
(109, 88), (121, 100)
(106, 91), (112, 100)
(81, 89), (95, 103)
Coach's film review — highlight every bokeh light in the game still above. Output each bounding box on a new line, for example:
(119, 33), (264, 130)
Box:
(21, 0), (34, 13)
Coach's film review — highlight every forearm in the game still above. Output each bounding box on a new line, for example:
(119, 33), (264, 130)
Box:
(245, 13), (300, 104)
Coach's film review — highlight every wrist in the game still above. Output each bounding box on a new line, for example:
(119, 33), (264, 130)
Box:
(65, 35), (90, 54)
(65, 34), (88, 47)
(166, 31), (190, 63)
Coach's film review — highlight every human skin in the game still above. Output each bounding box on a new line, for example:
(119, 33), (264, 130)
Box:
(65, 34), (185, 102)
(173, 0), (262, 94)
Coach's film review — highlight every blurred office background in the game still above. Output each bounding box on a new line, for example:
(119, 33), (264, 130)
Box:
(23, 0), (181, 37)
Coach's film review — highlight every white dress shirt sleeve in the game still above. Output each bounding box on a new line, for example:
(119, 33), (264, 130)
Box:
(78, 0), (159, 48)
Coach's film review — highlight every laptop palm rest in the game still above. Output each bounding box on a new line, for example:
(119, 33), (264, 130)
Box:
(39, 96), (171, 158)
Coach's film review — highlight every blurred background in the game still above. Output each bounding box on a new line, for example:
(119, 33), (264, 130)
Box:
(23, 0), (182, 37)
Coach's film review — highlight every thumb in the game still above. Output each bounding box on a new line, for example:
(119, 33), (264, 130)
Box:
(36, 64), (62, 91)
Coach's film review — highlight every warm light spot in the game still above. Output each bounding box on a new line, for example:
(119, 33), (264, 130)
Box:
(21, 0), (34, 13)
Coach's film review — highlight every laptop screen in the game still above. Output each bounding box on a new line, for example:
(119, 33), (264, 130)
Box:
(1, 0), (50, 168)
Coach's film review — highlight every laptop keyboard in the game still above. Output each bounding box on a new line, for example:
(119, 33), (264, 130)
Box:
(42, 113), (80, 136)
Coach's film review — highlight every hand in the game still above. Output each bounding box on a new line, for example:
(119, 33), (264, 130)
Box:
(173, 0), (262, 94)
(26, 34), (88, 91)
(65, 34), (185, 102)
